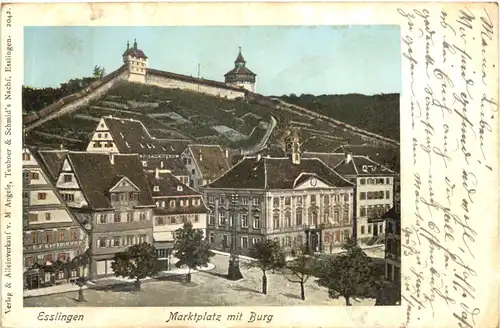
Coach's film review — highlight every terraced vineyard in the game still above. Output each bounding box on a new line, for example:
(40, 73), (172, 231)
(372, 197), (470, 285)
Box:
(24, 81), (398, 154)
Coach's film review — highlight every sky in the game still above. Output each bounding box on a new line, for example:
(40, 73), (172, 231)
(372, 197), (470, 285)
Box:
(24, 26), (401, 96)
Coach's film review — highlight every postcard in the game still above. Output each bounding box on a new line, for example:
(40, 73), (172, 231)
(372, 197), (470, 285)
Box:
(1, 2), (498, 328)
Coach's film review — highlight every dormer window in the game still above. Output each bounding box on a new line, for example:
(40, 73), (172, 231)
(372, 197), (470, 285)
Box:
(177, 185), (183, 192)
(154, 186), (160, 192)
(142, 161), (147, 167)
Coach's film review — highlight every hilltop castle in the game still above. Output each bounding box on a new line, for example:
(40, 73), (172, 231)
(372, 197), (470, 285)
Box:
(121, 39), (257, 98)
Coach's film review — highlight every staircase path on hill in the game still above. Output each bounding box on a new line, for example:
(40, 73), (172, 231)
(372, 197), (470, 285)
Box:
(241, 115), (278, 155)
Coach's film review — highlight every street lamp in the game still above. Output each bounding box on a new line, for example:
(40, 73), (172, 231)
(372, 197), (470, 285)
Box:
(227, 193), (243, 280)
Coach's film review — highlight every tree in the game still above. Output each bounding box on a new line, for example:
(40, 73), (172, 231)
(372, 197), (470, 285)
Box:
(280, 245), (316, 300)
(314, 239), (381, 306)
(92, 65), (106, 78)
(173, 222), (214, 283)
(246, 239), (284, 295)
(111, 242), (158, 291)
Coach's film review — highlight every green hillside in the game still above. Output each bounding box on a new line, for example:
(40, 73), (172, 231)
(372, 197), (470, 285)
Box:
(278, 93), (400, 141)
(24, 81), (398, 153)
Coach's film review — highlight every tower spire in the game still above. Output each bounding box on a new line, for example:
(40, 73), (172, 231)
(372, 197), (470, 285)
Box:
(126, 40), (130, 49)
(134, 38), (138, 50)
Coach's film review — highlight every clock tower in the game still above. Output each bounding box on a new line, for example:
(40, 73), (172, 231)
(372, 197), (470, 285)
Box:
(285, 128), (301, 164)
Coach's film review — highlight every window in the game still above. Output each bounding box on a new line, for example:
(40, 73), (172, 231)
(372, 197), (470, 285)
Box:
(310, 195), (316, 203)
(180, 200), (184, 207)
(323, 209), (329, 222)
(114, 212), (121, 223)
(209, 233), (215, 244)
(343, 229), (349, 240)
(361, 226), (365, 234)
(127, 212), (134, 222)
(222, 235), (229, 248)
(324, 195), (330, 205)
(386, 178), (391, 184)
(360, 192), (367, 200)
(170, 217), (176, 224)
(334, 211), (340, 223)
(284, 197), (291, 206)
(156, 201), (159, 208)
(360, 178), (366, 185)
(241, 214), (248, 228)
(368, 178), (374, 184)
(71, 229), (78, 241)
(57, 253), (67, 261)
(30, 172), (39, 180)
(25, 256), (34, 267)
(98, 133), (102, 138)
(44, 231), (52, 243)
(58, 231), (65, 242)
(253, 197), (260, 206)
(31, 232), (38, 244)
(296, 211), (302, 226)
(126, 235), (134, 245)
(388, 222), (394, 234)
(62, 193), (75, 202)
(169, 200), (176, 207)
(273, 197), (280, 207)
(218, 212), (226, 225)
(153, 186), (159, 192)
(241, 237), (248, 249)
(209, 213), (215, 225)
(57, 271), (65, 280)
(253, 217), (260, 229)
(157, 217), (165, 225)
(368, 225), (372, 234)
(344, 193), (349, 202)
(296, 196), (302, 205)
(98, 238), (107, 248)
(113, 237), (121, 247)
(191, 169), (195, 175)
(360, 207), (367, 217)
(242, 197), (249, 205)
(63, 174), (72, 183)
(208, 196), (214, 204)
(23, 152), (31, 161)
(93, 141), (101, 148)
(343, 209), (349, 223)
(273, 212), (280, 229)
(45, 213), (51, 221)
(285, 211), (291, 227)
(194, 215), (199, 223)
(386, 190), (391, 199)
(140, 212), (146, 221)
(99, 215), (107, 224)
(139, 234), (147, 243)
(37, 192), (47, 200)
(111, 194), (117, 202)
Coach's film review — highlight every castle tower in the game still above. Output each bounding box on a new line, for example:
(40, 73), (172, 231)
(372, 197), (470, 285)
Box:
(224, 47), (257, 92)
(122, 39), (148, 83)
(284, 128), (302, 165)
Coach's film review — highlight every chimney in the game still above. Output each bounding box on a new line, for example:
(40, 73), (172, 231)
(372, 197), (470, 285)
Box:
(225, 149), (229, 158)
(109, 153), (114, 165)
(256, 154), (262, 162)
(345, 153), (352, 164)
(155, 167), (159, 179)
(198, 150), (203, 162)
(160, 161), (164, 169)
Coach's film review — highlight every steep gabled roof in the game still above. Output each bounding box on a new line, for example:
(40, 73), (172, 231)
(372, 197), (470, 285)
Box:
(102, 116), (189, 156)
(188, 144), (231, 181)
(334, 145), (400, 173)
(206, 156), (353, 190)
(37, 149), (69, 183)
(63, 152), (155, 209)
(146, 172), (209, 215)
(144, 157), (188, 176)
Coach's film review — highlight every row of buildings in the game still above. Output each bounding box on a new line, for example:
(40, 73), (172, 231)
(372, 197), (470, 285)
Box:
(23, 114), (400, 291)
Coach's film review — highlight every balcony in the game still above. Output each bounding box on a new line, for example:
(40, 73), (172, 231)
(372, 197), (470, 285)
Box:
(24, 239), (86, 252)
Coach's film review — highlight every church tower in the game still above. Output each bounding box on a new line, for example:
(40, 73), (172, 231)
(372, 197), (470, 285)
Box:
(224, 47), (257, 92)
(284, 128), (302, 164)
(122, 39), (148, 83)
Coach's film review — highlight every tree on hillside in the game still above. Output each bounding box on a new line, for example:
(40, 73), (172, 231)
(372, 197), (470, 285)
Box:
(173, 222), (214, 283)
(314, 239), (381, 306)
(280, 244), (316, 300)
(246, 239), (285, 295)
(111, 242), (158, 291)
(93, 65), (106, 79)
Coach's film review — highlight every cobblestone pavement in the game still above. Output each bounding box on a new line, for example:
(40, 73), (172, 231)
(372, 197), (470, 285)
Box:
(24, 254), (377, 307)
